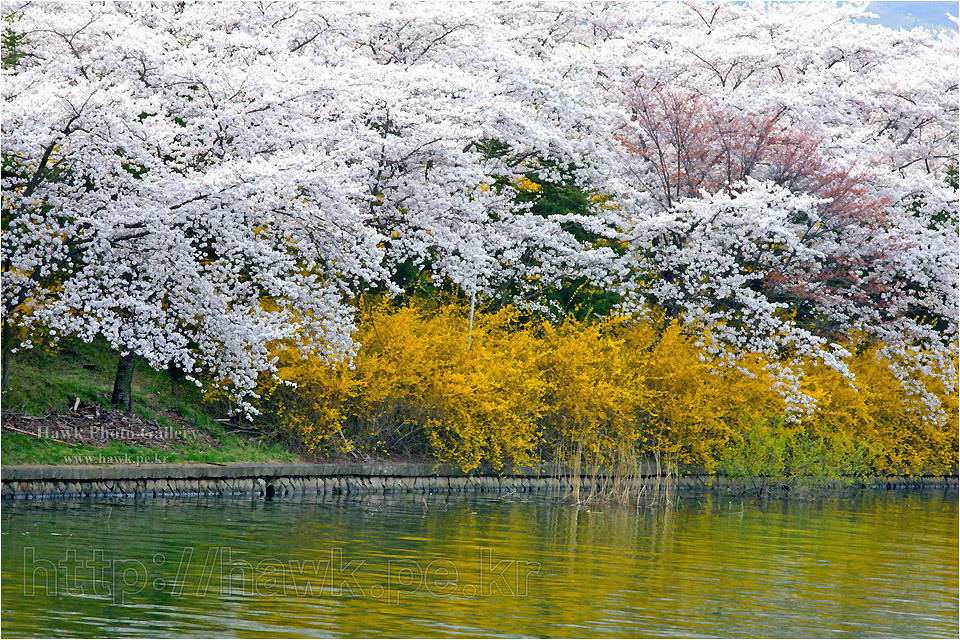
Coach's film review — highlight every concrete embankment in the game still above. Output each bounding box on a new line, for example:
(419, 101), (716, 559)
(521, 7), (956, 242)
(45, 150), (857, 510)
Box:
(1, 462), (956, 499)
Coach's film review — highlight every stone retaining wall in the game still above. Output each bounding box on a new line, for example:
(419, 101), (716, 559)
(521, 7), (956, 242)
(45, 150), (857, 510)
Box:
(2, 462), (956, 500)
(0, 462), (570, 499)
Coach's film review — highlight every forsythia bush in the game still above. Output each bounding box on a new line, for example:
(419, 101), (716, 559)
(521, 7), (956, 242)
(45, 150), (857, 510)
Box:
(257, 299), (958, 477)
(264, 300), (544, 471)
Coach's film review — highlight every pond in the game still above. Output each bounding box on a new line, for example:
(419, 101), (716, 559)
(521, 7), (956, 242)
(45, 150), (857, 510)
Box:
(1, 489), (957, 637)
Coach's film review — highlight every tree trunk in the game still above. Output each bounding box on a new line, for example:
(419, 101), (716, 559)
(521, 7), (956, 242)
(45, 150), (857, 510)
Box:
(111, 353), (137, 412)
(168, 363), (183, 400)
(1, 323), (14, 392)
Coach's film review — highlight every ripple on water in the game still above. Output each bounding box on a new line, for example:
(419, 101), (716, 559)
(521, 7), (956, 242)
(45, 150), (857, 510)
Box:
(1, 490), (957, 638)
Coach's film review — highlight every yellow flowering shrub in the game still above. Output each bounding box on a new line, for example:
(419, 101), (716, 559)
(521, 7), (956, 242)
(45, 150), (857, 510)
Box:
(818, 346), (958, 476)
(258, 298), (958, 479)
(536, 316), (651, 469)
(264, 299), (544, 471)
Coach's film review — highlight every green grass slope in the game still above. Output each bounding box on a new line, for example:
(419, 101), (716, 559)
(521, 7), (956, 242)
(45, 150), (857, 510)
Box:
(1, 338), (300, 465)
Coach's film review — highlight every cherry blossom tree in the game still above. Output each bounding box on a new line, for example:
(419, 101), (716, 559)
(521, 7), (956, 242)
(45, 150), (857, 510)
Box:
(1, 2), (630, 407)
(1, 1), (955, 424)
(605, 2), (958, 419)
(1, 3), (385, 410)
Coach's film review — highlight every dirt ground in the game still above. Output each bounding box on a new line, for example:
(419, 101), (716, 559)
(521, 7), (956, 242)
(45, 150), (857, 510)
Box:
(1, 403), (219, 449)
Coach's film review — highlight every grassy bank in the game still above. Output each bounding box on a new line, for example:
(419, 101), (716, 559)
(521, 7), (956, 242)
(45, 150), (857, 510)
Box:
(1, 338), (300, 465)
(0, 432), (298, 466)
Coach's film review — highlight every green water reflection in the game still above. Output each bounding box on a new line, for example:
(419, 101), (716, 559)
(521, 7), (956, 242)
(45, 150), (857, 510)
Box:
(2, 490), (957, 637)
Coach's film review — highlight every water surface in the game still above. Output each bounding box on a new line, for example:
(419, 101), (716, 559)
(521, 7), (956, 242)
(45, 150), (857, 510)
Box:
(2, 490), (957, 637)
